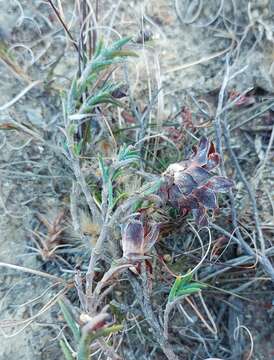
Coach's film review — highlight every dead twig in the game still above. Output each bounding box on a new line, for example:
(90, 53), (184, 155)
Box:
(129, 264), (179, 360)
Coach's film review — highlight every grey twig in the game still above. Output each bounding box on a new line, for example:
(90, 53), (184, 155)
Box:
(129, 265), (179, 360)
(213, 55), (274, 281)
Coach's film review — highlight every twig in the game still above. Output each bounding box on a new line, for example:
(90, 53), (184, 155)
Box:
(0, 261), (64, 282)
(62, 125), (101, 224)
(46, 0), (81, 57)
(254, 125), (274, 187)
(0, 81), (41, 111)
(222, 112), (266, 254)
(230, 99), (274, 131)
(129, 265), (179, 360)
(210, 223), (274, 281)
(0, 287), (67, 337)
(75, 269), (87, 311)
(164, 293), (189, 340)
(213, 55), (274, 281)
(97, 338), (121, 360)
(164, 46), (233, 75)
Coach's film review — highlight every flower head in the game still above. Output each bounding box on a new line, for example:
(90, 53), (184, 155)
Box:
(161, 137), (233, 226)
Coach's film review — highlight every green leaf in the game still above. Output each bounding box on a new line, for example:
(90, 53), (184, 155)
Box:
(109, 302), (125, 323)
(116, 146), (139, 169)
(59, 300), (80, 342)
(109, 50), (138, 58)
(168, 276), (183, 303)
(59, 339), (74, 360)
(77, 72), (97, 97)
(175, 284), (205, 297)
(168, 274), (206, 302)
(82, 91), (124, 112)
(112, 168), (123, 181)
(112, 191), (128, 208)
(118, 145), (139, 162)
(74, 139), (83, 156)
(111, 37), (132, 51)
(68, 123), (76, 137)
(76, 37), (133, 99)
(67, 37), (137, 120)
(131, 199), (144, 213)
(90, 59), (120, 73)
(179, 272), (193, 287)
(139, 179), (164, 196)
(78, 324), (123, 360)
(117, 144), (127, 160)
(94, 38), (104, 58)
(67, 76), (78, 114)
(98, 154), (109, 183)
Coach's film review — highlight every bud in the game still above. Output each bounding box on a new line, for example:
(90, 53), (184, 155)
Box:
(121, 219), (160, 259)
(122, 219), (145, 259)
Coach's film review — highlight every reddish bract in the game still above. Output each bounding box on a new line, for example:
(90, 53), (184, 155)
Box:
(162, 137), (233, 227)
(122, 217), (160, 259)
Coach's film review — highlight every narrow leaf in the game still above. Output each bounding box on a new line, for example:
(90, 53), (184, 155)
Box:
(110, 50), (138, 58)
(59, 300), (80, 342)
(94, 38), (104, 58)
(98, 155), (109, 183)
(111, 37), (132, 50)
(168, 276), (183, 302)
(140, 179), (164, 196)
(59, 339), (74, 360)
(78, 324), (123, 360)
(168, 273), (206, 302)
(67, 76), (78, 114)
(176, 286), (203, 297)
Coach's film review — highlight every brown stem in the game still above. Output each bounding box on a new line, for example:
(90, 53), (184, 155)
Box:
(46, 0), (81, 58)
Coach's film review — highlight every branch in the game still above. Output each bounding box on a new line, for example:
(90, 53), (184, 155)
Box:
(129, 265), (179, 360)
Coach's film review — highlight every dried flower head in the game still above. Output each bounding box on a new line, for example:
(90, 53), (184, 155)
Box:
(161, 137), (233, 226)
(121, 216), (160, 259)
